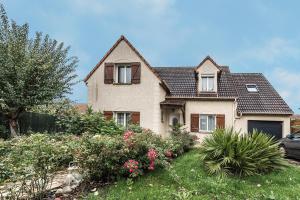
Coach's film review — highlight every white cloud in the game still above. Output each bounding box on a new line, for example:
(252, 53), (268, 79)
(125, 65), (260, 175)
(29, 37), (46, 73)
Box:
(240, 37), (300, 64)
(68, 0), (174, 16)
(269, 67), (300, 112)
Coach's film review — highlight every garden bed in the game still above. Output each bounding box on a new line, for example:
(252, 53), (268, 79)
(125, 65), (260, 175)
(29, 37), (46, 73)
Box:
(86, 149), (300, 200)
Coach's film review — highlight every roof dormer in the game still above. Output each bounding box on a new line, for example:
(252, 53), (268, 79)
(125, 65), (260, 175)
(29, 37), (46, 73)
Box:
(195, 56), (220, 94)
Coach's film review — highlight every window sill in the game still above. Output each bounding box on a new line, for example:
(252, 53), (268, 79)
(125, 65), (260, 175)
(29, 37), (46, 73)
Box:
(199, 91), (216, 93)
(199, 131), (213, 134)
(113, 83), (132, 85)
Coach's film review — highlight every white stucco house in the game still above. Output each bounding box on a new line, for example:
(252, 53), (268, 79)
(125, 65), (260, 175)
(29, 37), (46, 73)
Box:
(84, 35), (293, 140)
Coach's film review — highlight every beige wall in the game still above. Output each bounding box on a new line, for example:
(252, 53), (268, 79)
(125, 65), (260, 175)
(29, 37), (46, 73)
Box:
(86, 40), (166, 134)
(185, 100), (236, 141)
(234, 115), (291, 137)
(196, 59), (220, 93)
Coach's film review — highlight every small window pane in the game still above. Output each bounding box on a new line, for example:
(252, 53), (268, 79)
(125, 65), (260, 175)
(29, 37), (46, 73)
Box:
(208, 115), (215, 131)
(246, 84), (258, 92)
(202, 77), (208, 91)
(208, 77), (214, 91)
(126, 113), (131, 127)
(126, 67), (131, 83)
(200, 115), (207, 131)
(117, 113), (124, 126)
(118, 66), (125, 83)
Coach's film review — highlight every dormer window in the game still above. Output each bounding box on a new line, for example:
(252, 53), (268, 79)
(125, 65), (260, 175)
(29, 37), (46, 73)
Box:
(246, 84), (258, 92)
(202, 75), (214, 92)
(117, 64), (131, 84)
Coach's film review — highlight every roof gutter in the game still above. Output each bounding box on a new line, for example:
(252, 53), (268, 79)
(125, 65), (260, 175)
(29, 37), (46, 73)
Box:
(165, 96), (236, 101)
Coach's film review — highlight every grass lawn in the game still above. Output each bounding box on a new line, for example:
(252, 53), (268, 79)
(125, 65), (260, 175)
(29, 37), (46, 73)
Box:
(87, 149), (300, 200)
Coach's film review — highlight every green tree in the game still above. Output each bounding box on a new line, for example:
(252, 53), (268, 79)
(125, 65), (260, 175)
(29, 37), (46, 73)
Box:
(0, 4), (78, 137)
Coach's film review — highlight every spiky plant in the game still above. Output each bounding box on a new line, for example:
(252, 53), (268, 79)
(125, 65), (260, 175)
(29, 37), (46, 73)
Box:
(199, 128), (287, 177)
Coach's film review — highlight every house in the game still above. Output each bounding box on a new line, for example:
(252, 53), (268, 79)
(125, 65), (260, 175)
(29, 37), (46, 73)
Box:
(84, 35), (293, 140)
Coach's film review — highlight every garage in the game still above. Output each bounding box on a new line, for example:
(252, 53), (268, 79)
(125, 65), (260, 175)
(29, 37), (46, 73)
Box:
(248, 120), (283, 140)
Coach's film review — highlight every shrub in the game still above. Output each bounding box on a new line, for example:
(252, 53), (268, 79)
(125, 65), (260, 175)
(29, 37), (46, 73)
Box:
(199, 129), (287, 177)
(76, 134), (127, 182)
(165, 124), (195, 157)
(57, 108), (124, 135)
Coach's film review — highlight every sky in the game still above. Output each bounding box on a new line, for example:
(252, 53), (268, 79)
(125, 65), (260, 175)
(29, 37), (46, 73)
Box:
(2, 0), (300, 113)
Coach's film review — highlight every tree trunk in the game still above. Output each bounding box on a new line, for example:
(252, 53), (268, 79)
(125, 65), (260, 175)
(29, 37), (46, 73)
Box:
(9, 118), (20, 137)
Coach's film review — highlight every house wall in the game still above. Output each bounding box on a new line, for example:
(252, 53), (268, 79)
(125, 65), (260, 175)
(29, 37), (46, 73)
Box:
(185, 100), (236, 141)
(196, 59), (219, 93)
(86, 40), (166, 134)
(234, 115), (291, 137)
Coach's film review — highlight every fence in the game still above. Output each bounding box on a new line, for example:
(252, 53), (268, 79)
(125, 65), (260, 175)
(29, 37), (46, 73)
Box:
(291, 119), (300, 133)
(0, 112), (61, 138)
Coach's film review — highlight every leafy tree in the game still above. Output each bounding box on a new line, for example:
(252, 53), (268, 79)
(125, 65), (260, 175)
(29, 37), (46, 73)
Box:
(0, 4), (78, 137)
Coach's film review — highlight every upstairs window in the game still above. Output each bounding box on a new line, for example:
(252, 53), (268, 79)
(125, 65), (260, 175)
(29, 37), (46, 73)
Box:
(202, 75), (214, 91)
(117, 64), (131, 84)
(246, 84), (258, 92)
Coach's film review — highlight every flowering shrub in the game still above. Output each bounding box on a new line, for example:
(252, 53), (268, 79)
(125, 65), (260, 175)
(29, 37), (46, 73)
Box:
(123, 160), (142, 177)
(123, 130), (134, 147)
(147, 149), (158, 170)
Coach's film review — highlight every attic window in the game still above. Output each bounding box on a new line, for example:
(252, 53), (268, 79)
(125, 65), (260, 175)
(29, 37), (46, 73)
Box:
(246, 84), (258, 92)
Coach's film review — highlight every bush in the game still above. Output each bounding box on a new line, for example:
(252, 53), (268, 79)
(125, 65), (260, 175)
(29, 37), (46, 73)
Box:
(0, 134), (80, 184)
(165, 124), (195, 157)
(76, 134), (127, 182)
(76, 130), (172, 182)
(57, 108), (124, 135)
(199, 129), (287, 177)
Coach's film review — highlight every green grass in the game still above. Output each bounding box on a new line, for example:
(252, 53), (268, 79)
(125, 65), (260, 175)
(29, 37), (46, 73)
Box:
(87, 149), (300, 200)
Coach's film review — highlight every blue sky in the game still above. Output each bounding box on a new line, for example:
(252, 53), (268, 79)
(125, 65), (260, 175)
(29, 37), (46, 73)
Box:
(2, 0), (300, 113)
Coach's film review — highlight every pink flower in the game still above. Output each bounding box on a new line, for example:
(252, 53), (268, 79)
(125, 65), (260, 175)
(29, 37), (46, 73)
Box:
(147, 149), (158, 161)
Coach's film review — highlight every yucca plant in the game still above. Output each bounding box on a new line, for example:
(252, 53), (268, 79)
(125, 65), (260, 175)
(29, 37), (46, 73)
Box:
(199, 128), (287, 177)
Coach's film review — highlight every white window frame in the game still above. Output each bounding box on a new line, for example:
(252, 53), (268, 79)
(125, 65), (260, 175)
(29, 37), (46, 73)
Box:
(114, 112), (131, 127)
(246, 84), (258, 92)
(116, 64), (131, 84)
(201, 75), (214, 92)
(199, 114), (216, 132)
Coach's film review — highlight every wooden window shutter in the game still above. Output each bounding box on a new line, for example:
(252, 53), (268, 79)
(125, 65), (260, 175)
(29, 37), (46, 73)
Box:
(104, 63), (114, 84)
(216, 114), (225, 129)
(131, 112), (140, 125)
(131, 62), (141, 84)
(103, 111), (113, 120)
(191, 114), (199, 132)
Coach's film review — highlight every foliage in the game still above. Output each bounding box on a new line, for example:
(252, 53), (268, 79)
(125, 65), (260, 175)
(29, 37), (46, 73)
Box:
(0, 4), (78, 137)
(57, 109), (124, 135)
(165, 124), (195, 157)
(0, 124), (8, 138)
(76, 134), (126, 182)
(199, 129), (287, 177)
(0, 134), (80, 184)
(88, 150), (300, 200)
(0, 134), (77, 199)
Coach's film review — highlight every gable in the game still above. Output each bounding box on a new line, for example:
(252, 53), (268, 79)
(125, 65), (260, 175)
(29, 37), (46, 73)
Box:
(195, 56), (220, 74)
(84, 35), (163, 85)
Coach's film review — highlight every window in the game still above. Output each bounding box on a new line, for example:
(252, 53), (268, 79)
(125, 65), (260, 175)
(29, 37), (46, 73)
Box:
(116, 112), (131, 127)
(117, 64), (131, 84)
(200, 115), (216, 131)
(202, 75), (214, 91)
(246, 84), (258, 92)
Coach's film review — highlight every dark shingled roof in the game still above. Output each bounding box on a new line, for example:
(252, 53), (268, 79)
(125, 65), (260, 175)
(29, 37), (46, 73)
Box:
(154, 67), (197, 96)
(231, 73), (293, 114)
(153, 66), (293, 115)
